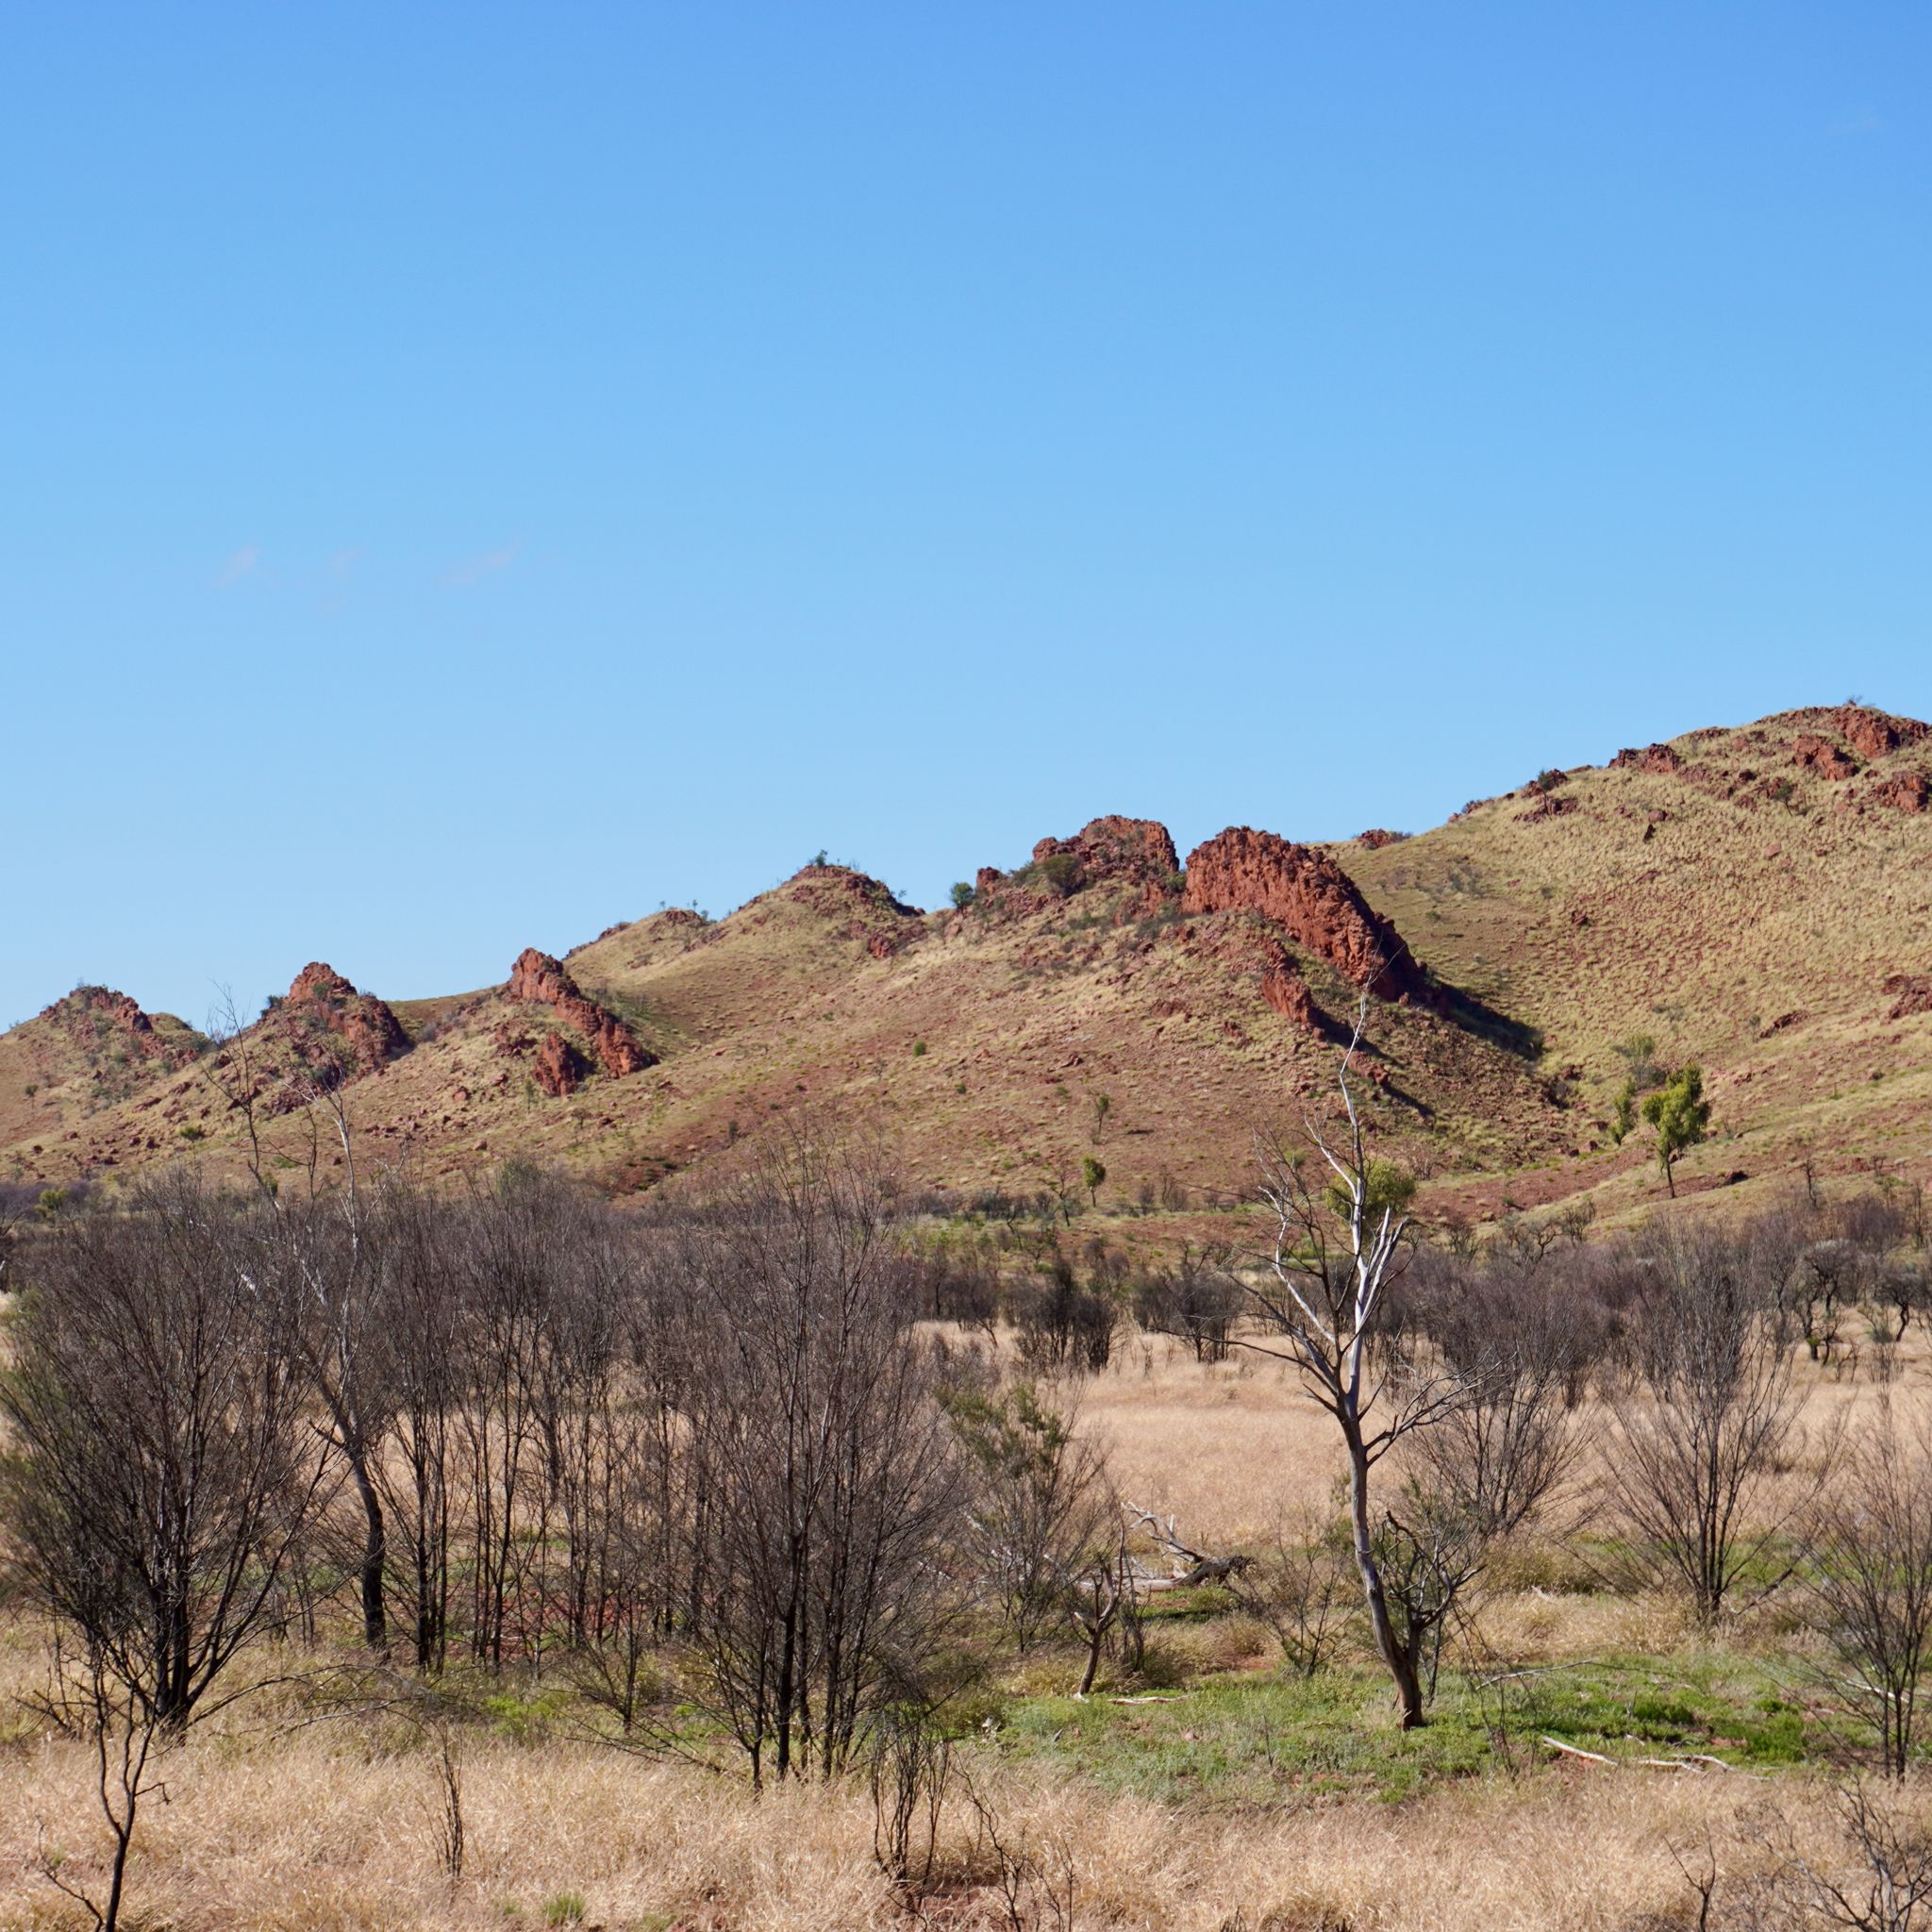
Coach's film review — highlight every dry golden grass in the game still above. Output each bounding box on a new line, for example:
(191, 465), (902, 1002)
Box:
(0, 1703), (1865, 1932)
(8, 1328), (1931, 1930)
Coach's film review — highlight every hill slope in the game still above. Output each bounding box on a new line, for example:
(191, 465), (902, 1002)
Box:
(6, 705), (1928, 1226)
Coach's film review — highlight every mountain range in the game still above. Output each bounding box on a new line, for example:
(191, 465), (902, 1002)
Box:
(7, 702), (1928, 1230)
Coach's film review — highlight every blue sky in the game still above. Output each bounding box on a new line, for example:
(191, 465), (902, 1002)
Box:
(5, 4), (1927, 1028)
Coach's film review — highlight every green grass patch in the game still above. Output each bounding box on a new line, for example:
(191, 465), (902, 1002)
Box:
(991, 1649), (1821, 1803)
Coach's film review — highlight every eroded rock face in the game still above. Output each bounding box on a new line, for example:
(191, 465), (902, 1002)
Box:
(1828, 706), (1930, 762)
(283, 963), (410, 1074)
(1793, 734), (1861, 781)
(1180, 827), (1424, 1001)
(1030, 816), (1179, 888)
(507, 948), (655, 1078)
(1357, 828), (1406, 850)
(1885, 974), (1932, 1021)
(1258, 944), (1318, 1029)
(975, 817), (1181, 918)
(533, 1031), (589, 1097)
(1871, 773), (1931, 815)
(1611, 743), (1685, 775)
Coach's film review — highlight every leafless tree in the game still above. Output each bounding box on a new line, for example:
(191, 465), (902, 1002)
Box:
(1803, 1402), (1932, 1777)
(237, 1174), (393, 1649)
(1407, 1250), (1581, 1541)
(1751, 1782), (1932, 1931)
(867, 1708), (952, 1908)
(680, 1137), (970, 1784)
(2, 1174), (329, 1929)
(1235, 999), (1461, 1727)
(1224, 1508), (1357, 1678)
(1601, 1216), (1824, 1622)
(372, 1184), (464, 1673)
(1132, 1245), (1241, 1362)
(1064, 1528), (1140, 1697)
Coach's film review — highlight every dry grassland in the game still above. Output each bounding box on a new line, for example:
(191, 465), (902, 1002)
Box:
(5, 1332), (1930, 1930)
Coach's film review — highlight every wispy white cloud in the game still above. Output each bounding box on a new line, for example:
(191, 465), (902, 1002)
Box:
(327, 547), (361, 579)
(214, 543), (260, 587)
(1833, 108), (1888, 136)
(442, 540), (522, 588)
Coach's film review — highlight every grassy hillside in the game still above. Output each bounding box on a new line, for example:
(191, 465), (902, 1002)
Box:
(1343, 702), (1932, 1221)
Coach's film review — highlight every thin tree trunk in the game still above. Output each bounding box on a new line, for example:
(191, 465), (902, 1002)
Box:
(348, 1450), (387, 1648)
(1347, 1435), (1424, 1728)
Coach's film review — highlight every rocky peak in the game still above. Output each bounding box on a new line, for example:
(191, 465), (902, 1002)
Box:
(975, 817), (1182, 916)
(44, 985), (196, 1068)
(507, 948), (655, 1078)
(1610, 742), (1685, 776)
(1180, 826), (1426, 1002)
(783, 865), (925, 958)
(1787, 705), (1931, 763)
(276, 962), (410, 1075)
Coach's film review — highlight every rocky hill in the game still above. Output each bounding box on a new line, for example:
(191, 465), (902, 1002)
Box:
(5, 704), (1928, 1230)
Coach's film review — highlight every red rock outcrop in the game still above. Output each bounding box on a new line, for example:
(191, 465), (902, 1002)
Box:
(282, 963), (410, 1074)
(1519, 792), (1578, 824)
(533, 1031), (590, 1098)
(1793, 734), (1860, 781)
(1030, 817), (1179, 888)
(507, 949), (656, 1078)
(1611, 743), (1684, 775)
(1870, 772), (1930, 815)
(45, 986), (196, 1068)
(1885, 974), (1932, 1021)
(1780, 705), (1932, 762)
(975, 817), (1182, 918)
(1181, 828), (1425, 1001)
(1259, 946), (1318, 1029)
(1357, 828), (1406, 850)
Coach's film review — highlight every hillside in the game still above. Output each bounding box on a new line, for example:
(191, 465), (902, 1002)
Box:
(6, 704), (1929, 1228)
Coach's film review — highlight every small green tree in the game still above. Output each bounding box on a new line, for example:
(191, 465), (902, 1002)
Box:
(949, 880), (975, 909)
(1081, 1156), (1107, 1208)
(1608, 1079), (1638, 1144)
(1641, 1064), (1710, 1197)
(1324, 1158), (1414, 1226)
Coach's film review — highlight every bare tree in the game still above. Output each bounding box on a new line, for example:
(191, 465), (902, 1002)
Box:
(1407, 1249), (1580, 1541)
(1237, 1000), (1459, 1727)
(2, 1175), (328, 1929)
(1601, 1217), (1823, 1622)
(1754, 1782), (1932, 1931)
(1132, 1245), (1241, 1362)
(681, 1137), (970, 1784)
(1803, 1402), (1932, 1777)
(1224, 1508), (1357, 1678)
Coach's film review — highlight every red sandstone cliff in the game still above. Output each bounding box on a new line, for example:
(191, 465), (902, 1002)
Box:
(1181, 827), (1425, 1002)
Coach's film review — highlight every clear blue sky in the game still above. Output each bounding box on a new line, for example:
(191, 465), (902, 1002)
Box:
(5, 4), (1927, 1028)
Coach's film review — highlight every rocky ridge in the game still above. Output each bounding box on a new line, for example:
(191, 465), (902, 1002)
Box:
(507, 948), (656, 1079)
